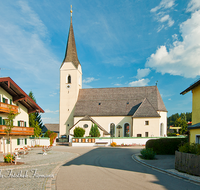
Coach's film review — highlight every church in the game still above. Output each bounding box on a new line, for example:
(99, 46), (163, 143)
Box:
(59, 9), (167, 139)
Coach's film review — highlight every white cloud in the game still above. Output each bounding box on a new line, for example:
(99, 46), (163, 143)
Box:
(83, 77), (98, 84)
(129, 79), (150, 87)
(136, 68), (151, 79)
(146, 6), (200, 78)
(0, 1), (59, 85)
(187, 0), (200, 12)
(114, 83), (122, 86)
(45, 109), (59, 114)
(150, 0), (175, 13)
(117, 76), (124, 79)
(150, 0), (175, 32)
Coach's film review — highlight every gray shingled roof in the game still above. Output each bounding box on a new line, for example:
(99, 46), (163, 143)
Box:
(43, 124), (59, 133)
(133, 98), (160, 118)
(61, 17), (80, 69)
(74, 86), (167, 117)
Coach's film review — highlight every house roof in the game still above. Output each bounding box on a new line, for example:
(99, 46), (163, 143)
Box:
(0, 77), (44, 114)
(61, 16), (80, 69)
(43, 124), (59, 133)
(180, 79), (200, 95)
(69, 115), (110, 135)
(74, 86), (167, 117)
(188, 122), (200, 130)
(133, 98), (160, 118)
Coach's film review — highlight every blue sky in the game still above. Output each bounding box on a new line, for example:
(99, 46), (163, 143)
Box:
(1, 0), (200, 124)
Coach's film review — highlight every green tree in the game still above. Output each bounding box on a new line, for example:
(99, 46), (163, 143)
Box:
(4, 107), (19, 137)
(34, 121), (42, 137)
(89, 124), (100, 137)
(4, 107), (19, 157)
(174, 117), (188, 134)
(29, 91), (43, 136)
(74, 127), (85, 137)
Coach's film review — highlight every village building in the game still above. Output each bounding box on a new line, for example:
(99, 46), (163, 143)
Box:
(59, 10), (167, 139)
(181, 79), (200, 144)
(0, 77), (44, 153)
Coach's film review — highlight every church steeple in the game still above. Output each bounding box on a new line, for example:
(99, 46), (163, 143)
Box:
(61, 5), (80, 68)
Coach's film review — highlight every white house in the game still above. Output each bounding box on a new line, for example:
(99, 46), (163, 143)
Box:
(0, 77), (44, 153)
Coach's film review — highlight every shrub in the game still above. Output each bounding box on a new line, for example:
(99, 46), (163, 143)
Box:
(4, 153), (15, 163)
(179, 143), (200, 155)
(89, 124), (100, 137)
(167, 132), (177, 136)
(146, 137), (188, 155)
(111, 142), (117, 147)
(74, 127), (85, 137)
(140, 148), (156, 159)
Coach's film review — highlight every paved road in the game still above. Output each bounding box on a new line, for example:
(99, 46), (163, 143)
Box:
(56, 147), (200, 190)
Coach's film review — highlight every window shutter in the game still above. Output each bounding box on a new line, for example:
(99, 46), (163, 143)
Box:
(25, 138), (27, 145)
(3, 98), (5, 103)
(18, 121), (20, 126)
(3, 119), (5, 125)
(17, 139), (20, 145)
(25, 122), (26, 127)
(10, 99), (12, 105)
(0, 117), (2, 125)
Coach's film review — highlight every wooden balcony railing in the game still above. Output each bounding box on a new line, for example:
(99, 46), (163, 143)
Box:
(0, 125), (34, 136)
(0, 102), (18, 114)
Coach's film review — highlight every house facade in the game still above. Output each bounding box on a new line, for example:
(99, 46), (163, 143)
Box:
(181, 79), (200, 143)
(59, 11), (167, 139)
(0, 77), (44, 153)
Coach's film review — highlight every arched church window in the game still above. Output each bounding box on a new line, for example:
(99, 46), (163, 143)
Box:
(110, 123), (115, 137)
(68, 75), (71, 84)
(124, 123), (130, 137)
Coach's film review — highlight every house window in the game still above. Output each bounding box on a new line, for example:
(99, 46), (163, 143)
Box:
(145, 132), (148, 137)
(124, 123), (130, 137)
(196, 135), (200, 144)
(3, 98), (8, 104)
(83, 124), (88, 128)
(17, 138), (26, 145)
(110, 123), (115, 137)
(137, 134), (142, 137)
(18, 121), (25, 127)
(145, 121), (149, 125)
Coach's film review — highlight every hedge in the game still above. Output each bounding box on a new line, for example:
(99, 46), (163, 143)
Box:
(146, 137), (188, 155)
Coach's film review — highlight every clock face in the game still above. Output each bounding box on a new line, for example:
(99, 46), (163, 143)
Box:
(66, 84), (71, 89)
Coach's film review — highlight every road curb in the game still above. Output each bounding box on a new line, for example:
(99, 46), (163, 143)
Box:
(132, 154), (200, 186)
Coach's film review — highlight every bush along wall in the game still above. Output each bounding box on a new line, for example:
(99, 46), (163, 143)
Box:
(146, 137), (188, 155)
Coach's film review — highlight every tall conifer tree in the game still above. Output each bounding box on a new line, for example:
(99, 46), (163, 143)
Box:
(29, 91), (43, 136)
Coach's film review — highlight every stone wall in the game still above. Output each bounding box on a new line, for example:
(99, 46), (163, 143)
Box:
(175, 151), (200, 176)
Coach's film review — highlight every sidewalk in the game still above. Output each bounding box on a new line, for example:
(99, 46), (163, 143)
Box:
(132, 153), (200, 185)
(0, 147), (77, 190)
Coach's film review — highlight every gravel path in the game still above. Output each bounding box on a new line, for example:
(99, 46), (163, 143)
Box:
(0, 147), (77, 190)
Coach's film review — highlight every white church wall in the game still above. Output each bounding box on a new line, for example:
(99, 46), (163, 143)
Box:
(132, 117), (160, 137)
(69, 120), (104, 137)
(70, 137), (158, 147)
(157, 111), (167, 137)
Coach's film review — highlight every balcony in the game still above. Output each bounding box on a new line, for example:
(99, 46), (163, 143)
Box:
(0, 102), (18, 114)
(0, 125), (34, 136)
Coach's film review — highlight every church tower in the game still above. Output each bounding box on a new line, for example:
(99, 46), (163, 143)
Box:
(59, 6), (82, 136)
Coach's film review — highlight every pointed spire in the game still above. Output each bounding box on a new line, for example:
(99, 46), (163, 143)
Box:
(61, 6), (80, 68)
